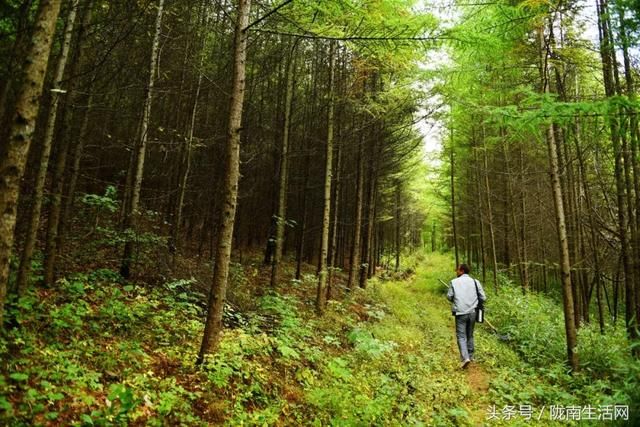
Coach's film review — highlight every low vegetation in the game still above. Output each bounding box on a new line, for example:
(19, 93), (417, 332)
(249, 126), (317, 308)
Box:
(1, 252), (637, 425)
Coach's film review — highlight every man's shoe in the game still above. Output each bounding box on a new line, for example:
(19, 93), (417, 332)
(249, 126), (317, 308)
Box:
(461, 359), (471, 369)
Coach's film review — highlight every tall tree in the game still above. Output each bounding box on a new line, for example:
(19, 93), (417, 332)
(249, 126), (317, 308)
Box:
(0, 0), (63, 326)
(198, 0), (251, 361)
(316, 41), (336, 313)
(16, 0), (79, 294)
(270, 41), (298, 288)
(120, 0), (165, 278)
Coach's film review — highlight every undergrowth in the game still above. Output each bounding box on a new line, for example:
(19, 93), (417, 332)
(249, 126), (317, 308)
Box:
(1, 251), (638, 425)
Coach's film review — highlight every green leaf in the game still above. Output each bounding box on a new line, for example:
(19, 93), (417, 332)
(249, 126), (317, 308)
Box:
(81, 413), (94, 425)
(278, 344), (300, 360)
(9, 372), (28, 382)
(0, 396), (13, 413)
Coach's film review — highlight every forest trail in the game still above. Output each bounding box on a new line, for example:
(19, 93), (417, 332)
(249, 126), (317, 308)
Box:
(370, 253), (497, 425)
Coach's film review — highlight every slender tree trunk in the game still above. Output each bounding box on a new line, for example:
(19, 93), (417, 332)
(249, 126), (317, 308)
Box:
(482, 131), (499, 292)
(120, 0), (164, 278)
(395, 181), (401, 272)
(197, 0), (251, 361)
(544, 21), (579, 369)
(295, 159), (309, 281)
(316, 41), (336, 314)
(44, 0), (94, 285)
(270, 42), (297, 288)
(474, 146), (487, 285)
(0, 0), (63, 326)
(519, 147), (529, 290)
(16, 0), (79, 294)
(450, 128), (459, 267)
(556, 125), (583, 327)
(360, 149), (378, 288)
(575, 117), (604, 332)
(327, 138), (341, 299)
(348, 134), (364, 289)
(547, 120), (579, 371)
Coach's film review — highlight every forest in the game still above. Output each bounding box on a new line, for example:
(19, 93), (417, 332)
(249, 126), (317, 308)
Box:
(0, 0), (639, 425)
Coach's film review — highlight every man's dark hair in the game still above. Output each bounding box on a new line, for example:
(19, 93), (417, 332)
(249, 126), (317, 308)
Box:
(458, 264), (470, 274)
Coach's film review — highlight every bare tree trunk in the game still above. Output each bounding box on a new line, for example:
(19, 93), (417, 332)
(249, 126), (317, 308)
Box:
(482, 131), (499, 292)
(16, 0), (79, 294)
(519, 147), (529, 290)
(544, 23), (578, 369)
(450, 128), (459, 267)
(44, 0), (94, 285)
(395, 181), (401, 272)
(295, 156), (310, 281)
(120, 0), (164, 278)
(270, 42), (297, 288)
(360, 152), (378, 289)
(347, 133), (364, 289)
(548, 125), (579, 370)
(327, 138), (341, 299)
(197, 0), (251, 361)
(474, 146), (487, 284)
(0, 0), (63, 326)
(575, 117), (604, 332)
(316, 41), (336, 314)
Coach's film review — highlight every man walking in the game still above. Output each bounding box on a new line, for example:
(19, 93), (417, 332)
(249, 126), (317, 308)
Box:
(447, 264), (487, 369)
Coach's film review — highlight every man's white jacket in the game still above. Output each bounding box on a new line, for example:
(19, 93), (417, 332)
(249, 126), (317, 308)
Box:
(447, 274), (487, 315)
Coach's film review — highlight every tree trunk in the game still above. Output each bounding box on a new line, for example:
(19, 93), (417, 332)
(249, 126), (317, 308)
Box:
(474, 146), (487, 285)
(450, 128), (459, 267)
(519, 147), (529, 290)
(327, 137), (341, 299)
(315, 41), (336, 314)
(43, 0), (94, 285)
(543, 21), (579, 369)
(482, 130), (499, 292)
(16, 0), (79, 294)
(270, 42), (297, 288)
(0, 0), (63, 326)
(547, 120), (579, 371)
(120, 0), (164, 278)
(347, 133), (364, 289)
(197, 0), (251, 361)
(395, 181), (401, 272)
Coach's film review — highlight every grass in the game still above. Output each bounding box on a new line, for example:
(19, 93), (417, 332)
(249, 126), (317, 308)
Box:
(1, 251), (636, 425)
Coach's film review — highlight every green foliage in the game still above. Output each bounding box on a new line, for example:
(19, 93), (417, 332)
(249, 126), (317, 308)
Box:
(3, 251), (637, 425)
(82, 186), (119, 213)
(347, 327), (396, 358)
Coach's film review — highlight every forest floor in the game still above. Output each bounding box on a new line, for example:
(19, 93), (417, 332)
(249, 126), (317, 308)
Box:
(363, 253), (568, 426)
(0, 251), (633, 425)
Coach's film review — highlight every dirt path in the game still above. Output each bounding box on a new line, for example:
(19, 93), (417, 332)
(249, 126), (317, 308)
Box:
(372, 253), (496, 425)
